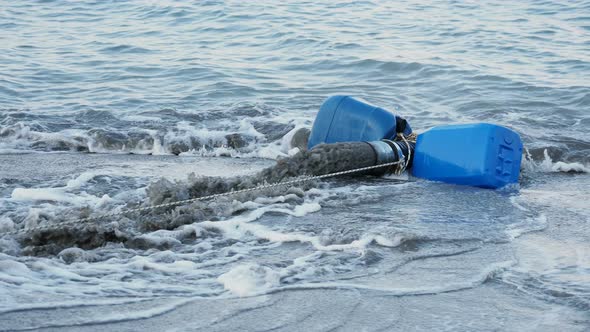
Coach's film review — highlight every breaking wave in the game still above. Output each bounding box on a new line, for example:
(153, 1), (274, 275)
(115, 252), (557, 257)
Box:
(0, 107), (309, 159)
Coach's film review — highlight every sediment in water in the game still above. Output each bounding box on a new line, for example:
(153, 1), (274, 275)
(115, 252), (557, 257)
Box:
(17, 142), (381, 256)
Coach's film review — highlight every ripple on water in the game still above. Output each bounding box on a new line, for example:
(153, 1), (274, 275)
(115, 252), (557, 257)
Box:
(0, 0), (589, 329)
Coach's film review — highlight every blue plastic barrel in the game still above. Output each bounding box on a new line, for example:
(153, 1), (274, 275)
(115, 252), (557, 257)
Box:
(308, 96), (412, 149)
(411, 123), (523, 189)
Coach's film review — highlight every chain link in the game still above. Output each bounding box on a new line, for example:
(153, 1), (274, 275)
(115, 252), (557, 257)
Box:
(1, 159), (406, 236)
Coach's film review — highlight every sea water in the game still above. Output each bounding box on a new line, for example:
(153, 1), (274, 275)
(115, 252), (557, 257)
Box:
(0, 1), (589, 330)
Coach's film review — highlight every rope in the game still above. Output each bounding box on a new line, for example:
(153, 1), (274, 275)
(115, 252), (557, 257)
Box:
(398, 133), (413, 175)
(1, 159), (406, 237)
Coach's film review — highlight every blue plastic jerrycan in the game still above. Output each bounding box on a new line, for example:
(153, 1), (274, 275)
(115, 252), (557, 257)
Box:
(308, 96), (412, 149)
(412, 123), (523, 189)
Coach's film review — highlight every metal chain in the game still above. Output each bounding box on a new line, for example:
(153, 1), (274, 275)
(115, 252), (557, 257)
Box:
(1, 159), (406, 236)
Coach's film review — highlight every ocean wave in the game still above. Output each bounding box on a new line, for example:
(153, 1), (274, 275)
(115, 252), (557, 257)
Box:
(523, 148), (589, 174)
(0, 115), (302, 158)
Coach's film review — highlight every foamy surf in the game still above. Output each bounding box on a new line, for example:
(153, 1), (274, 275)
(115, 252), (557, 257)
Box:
(1, 0), (590, 329)
(522, 149), (590, 174)
(0, 111), (308, 160)
(1, 129), (588, 329)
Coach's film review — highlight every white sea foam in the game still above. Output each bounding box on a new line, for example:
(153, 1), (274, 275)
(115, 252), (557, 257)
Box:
(217, 263), (281, 297)
(0, 119), (294, 159)
(127, 256), (205, 274)
(199, 202), (403, 253)
(0, 216), (14, 233)
(254, 125), (307, 160)
(540, 150), (589, 173)
(11, 171), (114, 207)
(505, 214), (548, 240)
(523, 149), (590, 174)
